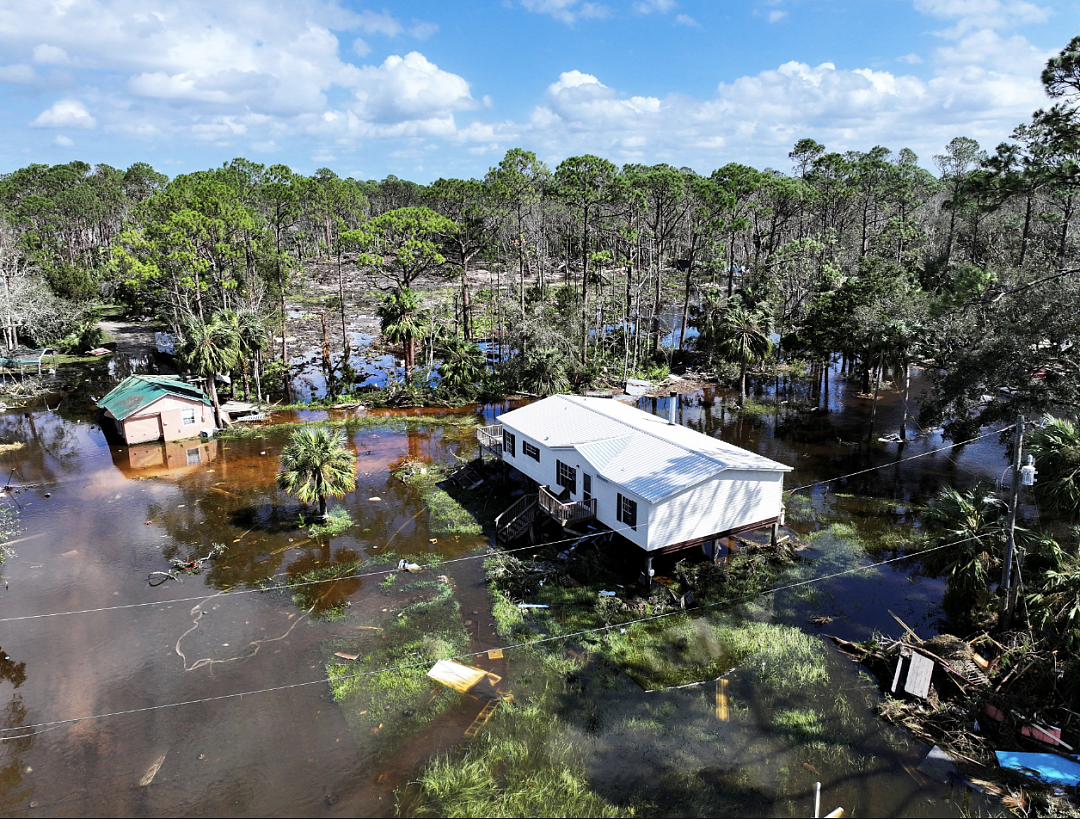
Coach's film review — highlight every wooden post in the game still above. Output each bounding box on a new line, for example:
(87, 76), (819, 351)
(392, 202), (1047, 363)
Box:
(771, 522), (779, 548)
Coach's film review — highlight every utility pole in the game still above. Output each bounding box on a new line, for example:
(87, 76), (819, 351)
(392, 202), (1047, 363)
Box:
(1000, 413), (1024, 628)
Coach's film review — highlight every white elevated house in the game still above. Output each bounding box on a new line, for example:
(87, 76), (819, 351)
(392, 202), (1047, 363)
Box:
(478, 394), (792, 555)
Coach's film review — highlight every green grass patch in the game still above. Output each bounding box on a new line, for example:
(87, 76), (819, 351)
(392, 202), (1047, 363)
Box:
(400, 700), (631, 818)
(327, 580), (470, 751)
(214, 412), (484, 441)
(394, 463), (485, 536)
(306, 506), (354, 538)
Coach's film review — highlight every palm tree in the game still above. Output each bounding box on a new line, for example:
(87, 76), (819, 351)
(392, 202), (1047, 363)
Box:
(276, 426), (357, 520)
(1026, 415), (1080, 519)
(716, 303), (772, 406)
(179, 312), (240, 428)
(378, 287), (428, 378)
(437, 336), (486, 395)
(234, 308), (269, 402)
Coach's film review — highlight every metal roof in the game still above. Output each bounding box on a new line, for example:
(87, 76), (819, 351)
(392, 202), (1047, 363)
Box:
(498, 394), (791, 503)
(97, 375), (210, 421)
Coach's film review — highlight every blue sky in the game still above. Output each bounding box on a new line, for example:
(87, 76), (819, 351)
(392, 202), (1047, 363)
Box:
(0, 0), (1070, 181)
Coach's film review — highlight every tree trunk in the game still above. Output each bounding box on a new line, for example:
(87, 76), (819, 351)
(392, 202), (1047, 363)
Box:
(581, 209), (589, 366)
(898, 362), (911, 442)
(1019, 193), (1033, 268)
(739, 361), (747, 407)
(209, 376), (224, 429)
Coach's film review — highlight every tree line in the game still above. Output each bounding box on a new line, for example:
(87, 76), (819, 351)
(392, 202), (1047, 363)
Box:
(1, 38), (1079, 436)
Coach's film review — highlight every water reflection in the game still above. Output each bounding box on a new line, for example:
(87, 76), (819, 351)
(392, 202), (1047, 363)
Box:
(0, 361), (1015, 817)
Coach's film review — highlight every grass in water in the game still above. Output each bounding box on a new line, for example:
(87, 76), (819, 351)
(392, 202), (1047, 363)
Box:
(306, 506), (354, 538)
(400, 667), (631, 818)
(394, 462), (485, 536)
(327, 580), (470, 750)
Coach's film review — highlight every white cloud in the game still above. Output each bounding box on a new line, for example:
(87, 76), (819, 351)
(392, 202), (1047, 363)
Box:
(53, 134), (74, 147)
(30, 99), (96, 129)
(409, 21), (439, 40)
(0, 63), (35, 83)
(913, 0), (1050, 37)
(674, 13), (699, 27)
(633, 0), (676, 13)
(768, 10), (788, 22)
(459, 47), (1048, 171)
(349, 52), (476, 123)
(0, 1), (456, 148)
(32, 44), (71, 65)
(355, 10), (404, 37)
(520, 0), (611, 24)
(897, 53), (923, 63)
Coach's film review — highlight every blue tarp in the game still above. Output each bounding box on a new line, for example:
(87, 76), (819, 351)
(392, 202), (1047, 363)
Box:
(996, 750), (1080, 786)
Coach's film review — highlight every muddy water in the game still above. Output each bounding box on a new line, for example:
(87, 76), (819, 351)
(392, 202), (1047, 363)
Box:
(0, 363), (1010, 817)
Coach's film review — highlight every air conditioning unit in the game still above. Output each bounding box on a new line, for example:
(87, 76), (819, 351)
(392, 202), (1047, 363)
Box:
(199, 428), (215, 439)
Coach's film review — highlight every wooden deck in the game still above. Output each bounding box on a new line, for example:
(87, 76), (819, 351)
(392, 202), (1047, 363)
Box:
(538, 485), (596, 527)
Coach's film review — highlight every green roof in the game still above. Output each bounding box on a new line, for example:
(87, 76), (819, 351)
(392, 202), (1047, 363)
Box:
(97, 375), (210, 421)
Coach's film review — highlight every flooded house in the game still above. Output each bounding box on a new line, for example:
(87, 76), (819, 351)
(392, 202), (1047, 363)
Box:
(97, 374), (214, 444)
(479, 394), (792, 557)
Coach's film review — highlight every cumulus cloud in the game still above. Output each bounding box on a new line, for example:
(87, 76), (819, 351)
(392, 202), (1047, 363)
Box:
(459, 48), (1048, 171)
(31, 99), (96, 129)
(349, 52), (476, 123)
(53, 134), (74, 147)
(768, 10), (788, 22)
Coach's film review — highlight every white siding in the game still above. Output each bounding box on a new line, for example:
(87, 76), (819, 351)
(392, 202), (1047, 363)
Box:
(592, 475), (649, 550)
(646, 470), (784, 551)
(501, 422), (651, 549)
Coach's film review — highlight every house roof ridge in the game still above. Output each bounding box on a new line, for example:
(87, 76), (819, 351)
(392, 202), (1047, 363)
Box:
(561, 395), (733, 472)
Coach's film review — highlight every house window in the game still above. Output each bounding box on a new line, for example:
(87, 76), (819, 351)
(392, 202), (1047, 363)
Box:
(617, 493), (637, 530)
(503, 430), (516, 457)
(523, 441), (540, 461)
(186, 447), (202, 465)
(181, 408), (196, 426)
(583, 473), (592, 501)
(556, 460), (576, 494)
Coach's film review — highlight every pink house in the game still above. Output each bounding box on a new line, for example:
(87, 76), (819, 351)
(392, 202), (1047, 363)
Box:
(97, 375), (214, 444)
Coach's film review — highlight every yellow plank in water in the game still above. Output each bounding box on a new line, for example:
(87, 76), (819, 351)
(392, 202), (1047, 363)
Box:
(715, 678), (729, 721)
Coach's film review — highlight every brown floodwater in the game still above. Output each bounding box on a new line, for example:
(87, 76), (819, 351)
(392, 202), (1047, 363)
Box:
(0, 362), (1012, 817)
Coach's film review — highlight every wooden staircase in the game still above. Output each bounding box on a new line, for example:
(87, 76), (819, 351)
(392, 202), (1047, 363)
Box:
(495, 495), (538, 544)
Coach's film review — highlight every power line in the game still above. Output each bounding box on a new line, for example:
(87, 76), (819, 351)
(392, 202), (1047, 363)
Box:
(0, 523), (637, 624)
(0, 425), (1013, 624)
(788, 425), (1014, 493)
(0, 535), (972, 741)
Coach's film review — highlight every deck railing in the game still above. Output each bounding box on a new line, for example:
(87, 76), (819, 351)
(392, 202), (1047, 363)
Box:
(538, 485), (597, 526)
(476, 424), (503, 457)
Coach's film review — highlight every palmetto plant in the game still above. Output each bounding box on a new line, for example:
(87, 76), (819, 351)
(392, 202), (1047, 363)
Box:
(919, 482), (1007, 601)
(522, 347), (570, 396)
(1026, 415), (1080, 519)
(436, 336), (486, 395)
(276, 426), (357, 520)
(179, 311), (240, 428)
